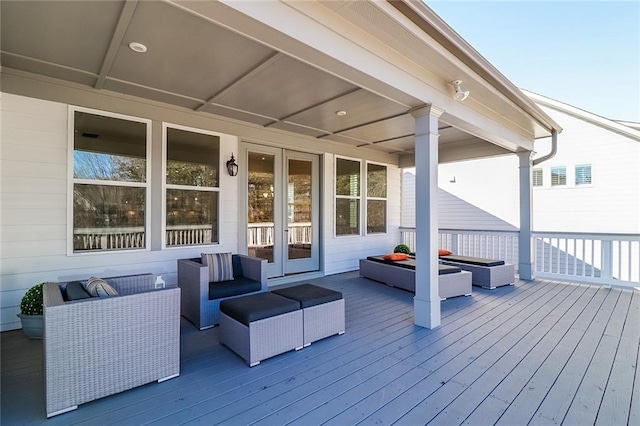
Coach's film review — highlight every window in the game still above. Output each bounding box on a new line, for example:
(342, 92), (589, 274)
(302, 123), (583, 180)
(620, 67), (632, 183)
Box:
(575, 164), (592, 185)
(532, 168), (543, 187)
(366, 163), (387, 233)
(551, 166), (566, 186)
(71, 109), (149, 252)
(165, 126), (220, 247)
(335, 158), (360, 236)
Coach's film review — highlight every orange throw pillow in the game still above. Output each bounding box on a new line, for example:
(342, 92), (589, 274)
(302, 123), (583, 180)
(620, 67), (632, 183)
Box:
(438, 249), (452, 256)
(383, 253), (409, 261)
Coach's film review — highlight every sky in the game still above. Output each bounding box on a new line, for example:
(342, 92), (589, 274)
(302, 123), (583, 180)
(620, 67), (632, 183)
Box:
(427, 0), (640, 122)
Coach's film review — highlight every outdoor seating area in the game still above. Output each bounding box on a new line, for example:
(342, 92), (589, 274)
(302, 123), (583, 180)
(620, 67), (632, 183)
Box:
(359, 255), (472, 299)
(3, 271), (638, 424)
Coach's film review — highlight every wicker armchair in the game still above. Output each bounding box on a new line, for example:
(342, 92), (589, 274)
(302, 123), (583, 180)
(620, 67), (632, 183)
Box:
(178, 254), (267, 330)
(43, 274), (180, 418)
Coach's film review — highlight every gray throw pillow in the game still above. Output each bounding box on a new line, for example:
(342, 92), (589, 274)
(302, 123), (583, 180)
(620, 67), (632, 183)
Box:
(201, 252), (234, 283)
(86, 277), (119, 298)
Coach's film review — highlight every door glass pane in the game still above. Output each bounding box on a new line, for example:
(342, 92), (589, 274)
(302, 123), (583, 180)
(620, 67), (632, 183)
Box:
(248, 152), (275, 263)
(288, 159), (312, 260)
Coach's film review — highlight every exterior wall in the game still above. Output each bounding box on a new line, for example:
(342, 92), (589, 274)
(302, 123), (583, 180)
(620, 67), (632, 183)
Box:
(1, 88), (401, 331)
(532, 105), (640, 233)
(402, 160), (520, 232)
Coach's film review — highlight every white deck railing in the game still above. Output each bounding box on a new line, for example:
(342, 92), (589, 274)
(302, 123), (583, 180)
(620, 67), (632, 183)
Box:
(247, 222), (312, 247)
(75, 223), (314, 251)
(400, 227), (640, 289)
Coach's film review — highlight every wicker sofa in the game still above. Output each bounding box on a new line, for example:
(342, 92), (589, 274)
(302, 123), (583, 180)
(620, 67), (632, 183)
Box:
(177, 254), (267, 330)
(43, 274), (180, 418)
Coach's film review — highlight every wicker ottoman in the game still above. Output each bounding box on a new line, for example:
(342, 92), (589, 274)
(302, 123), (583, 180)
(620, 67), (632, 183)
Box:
(272, 284), (345, 347)
(219, 292), (303, 367)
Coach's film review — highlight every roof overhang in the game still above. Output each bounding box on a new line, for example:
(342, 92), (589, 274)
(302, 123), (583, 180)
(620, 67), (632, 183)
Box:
(0, 0), (562, 165)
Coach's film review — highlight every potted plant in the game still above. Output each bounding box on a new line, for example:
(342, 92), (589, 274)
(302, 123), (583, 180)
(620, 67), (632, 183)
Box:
(393, 244), (411, 254)
(17, 283), (45, 339)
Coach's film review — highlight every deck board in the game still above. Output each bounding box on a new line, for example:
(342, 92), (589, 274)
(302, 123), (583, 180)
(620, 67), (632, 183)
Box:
(1, 272), (637, 425)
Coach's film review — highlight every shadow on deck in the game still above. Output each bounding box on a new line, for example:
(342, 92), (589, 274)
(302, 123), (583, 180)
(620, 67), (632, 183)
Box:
(2, 272), (638, 425)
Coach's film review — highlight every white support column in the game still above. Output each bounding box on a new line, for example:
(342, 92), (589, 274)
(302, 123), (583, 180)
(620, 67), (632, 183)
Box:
(518, 150), (534, 280)
(411, 105), (444, 329)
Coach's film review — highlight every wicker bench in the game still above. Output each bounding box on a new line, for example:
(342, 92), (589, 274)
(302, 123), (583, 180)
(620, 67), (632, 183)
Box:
(220, 292), (304, 367)
(359, 256), (472, 300)
(272, 284), (345, 347)
(439, 254), (515, 289)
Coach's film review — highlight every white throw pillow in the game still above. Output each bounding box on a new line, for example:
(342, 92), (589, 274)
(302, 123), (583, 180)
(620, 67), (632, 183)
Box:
(86, 277), (119, 298)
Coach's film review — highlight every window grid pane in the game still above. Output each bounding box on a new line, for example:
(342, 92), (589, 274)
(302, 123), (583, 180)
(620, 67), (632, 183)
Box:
(366, 163), (387, 234)
(73, 184), (146, 252)
(532, 168), (543, 187)
(72, 110), (148, 252)
(166, 127), (221, 247)
(575, 164), (592, 185)
(166, 189), (218, 246)
(551, 166), (566, 186)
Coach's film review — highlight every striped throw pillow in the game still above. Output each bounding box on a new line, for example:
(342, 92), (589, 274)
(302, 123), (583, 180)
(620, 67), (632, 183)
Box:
(202, 253), (234, 283)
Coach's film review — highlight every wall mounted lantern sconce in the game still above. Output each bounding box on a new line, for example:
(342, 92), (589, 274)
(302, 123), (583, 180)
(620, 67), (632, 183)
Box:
(452, 80), (470, 101)
(226, 153), (238, 176)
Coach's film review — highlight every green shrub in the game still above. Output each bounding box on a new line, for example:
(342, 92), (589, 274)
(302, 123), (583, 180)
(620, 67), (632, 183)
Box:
(393, 244), (411, 254)
(20, 283), (44, 316)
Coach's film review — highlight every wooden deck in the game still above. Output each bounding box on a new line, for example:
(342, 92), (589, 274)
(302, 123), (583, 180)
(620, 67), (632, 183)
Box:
(2, 272), (639, 425)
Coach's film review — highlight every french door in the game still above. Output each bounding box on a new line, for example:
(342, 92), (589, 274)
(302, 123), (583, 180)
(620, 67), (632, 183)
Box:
(242, 143), (319, 278)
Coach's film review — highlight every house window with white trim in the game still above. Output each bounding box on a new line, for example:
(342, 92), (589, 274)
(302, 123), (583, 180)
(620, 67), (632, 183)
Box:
(532, 168), (543, 187)
(551, 166), (566, 186)
(165, 126), (220, 247)
(366, 163), (387, 234)
(575, 164), (592, 185)
(71, 109), (150, 252)
(335, 158), (360, 236)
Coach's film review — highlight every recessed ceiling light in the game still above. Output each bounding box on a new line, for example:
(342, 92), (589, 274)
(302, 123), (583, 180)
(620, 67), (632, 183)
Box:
(336, 110), (347, 116)
(128, 42), (147, 53)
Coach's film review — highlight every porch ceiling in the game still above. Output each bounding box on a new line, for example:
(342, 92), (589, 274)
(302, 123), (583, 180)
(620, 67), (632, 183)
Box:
(1, 0), (528, 163)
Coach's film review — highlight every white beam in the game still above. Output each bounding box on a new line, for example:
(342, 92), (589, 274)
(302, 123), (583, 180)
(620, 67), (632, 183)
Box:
(412, 105), (444, 329)
(518, 150), (534, 279)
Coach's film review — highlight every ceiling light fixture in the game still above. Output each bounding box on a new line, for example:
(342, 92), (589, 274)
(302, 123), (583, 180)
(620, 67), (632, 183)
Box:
(335, 110), (347, 116)
(128, 42), (147, 53)
(452, 80), (470, 101)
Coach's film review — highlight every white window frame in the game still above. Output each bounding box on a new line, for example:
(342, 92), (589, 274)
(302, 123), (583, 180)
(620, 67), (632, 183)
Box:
(67, 106), (152, 255)
(334, 156), (361, 237)
(162, 123), (227, 249)
(365, 161), (388, 235)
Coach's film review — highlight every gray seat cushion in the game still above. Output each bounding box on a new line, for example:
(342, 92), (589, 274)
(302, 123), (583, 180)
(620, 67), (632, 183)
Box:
(220, 292), (300, 326)
(366, 256), (462, 274)
(209, 277), (261, 300)
(439, 255), (505, 267)
(272, 284), (342, 308)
